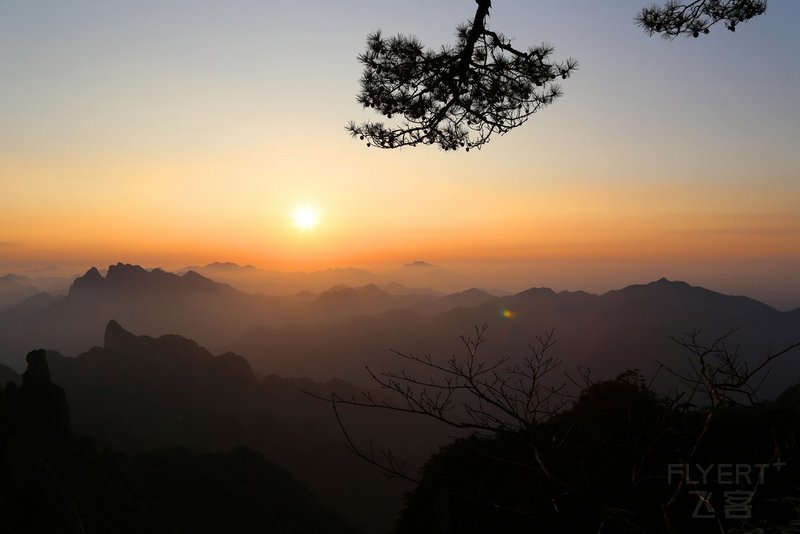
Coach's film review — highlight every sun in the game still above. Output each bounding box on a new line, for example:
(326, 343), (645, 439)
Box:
(292, 206), (319, 231)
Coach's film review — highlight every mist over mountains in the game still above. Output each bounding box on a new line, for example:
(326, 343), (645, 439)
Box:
(1, 262), (797, 396)
(177, 260), (472, 296)
(1, 262), (799, 531)
(0, 320), (447, 532)
(0, 262), (490, 370)
(0, 272), (73, 311)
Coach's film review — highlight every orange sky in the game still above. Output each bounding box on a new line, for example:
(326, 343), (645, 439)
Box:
(1, 1), (799, 305)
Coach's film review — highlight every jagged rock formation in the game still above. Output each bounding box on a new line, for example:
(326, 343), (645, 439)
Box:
(34, 321), (429, 533)
(0, 350), (84, 534)
(68, 267), (103, 295)
(0, 347), (358, 534)
(6, 264), (797, 390)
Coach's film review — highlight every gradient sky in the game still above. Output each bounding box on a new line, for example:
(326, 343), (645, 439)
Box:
(1, 1), (799, 305)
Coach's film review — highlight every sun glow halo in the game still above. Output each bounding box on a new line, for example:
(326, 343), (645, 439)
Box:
(293, 206), (319, 231)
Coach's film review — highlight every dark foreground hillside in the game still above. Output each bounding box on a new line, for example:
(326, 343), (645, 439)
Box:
(2, 312), (798, 532)
(0, 349), (358, 534)
(395, 374), (800, 533)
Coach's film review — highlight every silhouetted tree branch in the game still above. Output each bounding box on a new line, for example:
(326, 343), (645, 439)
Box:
(637, 0), (767, 39)
(328, 395), (418, 484)
(346, 0), (577, 151)
(318, 326), (653, 531)
(661, 328), (800, 408)
(318, 324), (567, 436)
(313, 324), (799, 531)
(656, 328), (800, 531)
(348, 1), (767, 151)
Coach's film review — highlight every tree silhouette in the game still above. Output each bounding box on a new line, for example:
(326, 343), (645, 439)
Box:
(317, 326), (800, 531)
(347, 0), (767, 151)
(637, 0), (767, 39)
(346, 0), (577, 151)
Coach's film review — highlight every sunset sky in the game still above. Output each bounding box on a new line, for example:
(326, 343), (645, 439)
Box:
(1, 1), (799, 306)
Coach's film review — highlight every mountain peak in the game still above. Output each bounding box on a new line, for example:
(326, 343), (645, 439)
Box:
(68, 263), (228, 298)
(629, 278), (693, 292)
(69, 266), (104, 294)
(23, 349), (52, 387)
(18, 349), (71, 441)
(182, 269), (212, 282)
(206, 261), (256, 271)
(104, 320), (138, 351)
(649, 277), (689, 287)
(517, 286), (556, 298)
(182, 270), (233, 292)
(362, 283), (385, 293)
(106, 263), (150, 284)
(319, 283), (389, 299)
(404, 260), (434, 268)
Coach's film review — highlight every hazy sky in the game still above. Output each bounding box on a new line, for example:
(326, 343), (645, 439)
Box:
(1, 1), (798, 305)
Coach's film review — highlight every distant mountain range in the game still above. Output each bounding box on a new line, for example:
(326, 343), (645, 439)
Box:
(0, 263), (282, 367)
(233, 277), (800, 396)
(0, 272), (74, 312)
(1, 267), (799, 530)
(179, 260), (475, 295)
(1, 264), (798, 397)
(0, 263), (491, 370)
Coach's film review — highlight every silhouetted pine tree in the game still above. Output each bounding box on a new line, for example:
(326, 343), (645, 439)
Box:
(347, 0), (767, 151)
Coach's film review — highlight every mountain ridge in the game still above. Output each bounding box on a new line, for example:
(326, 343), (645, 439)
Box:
(1, 264), (797, 399)
(34, 320), (438, 533)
